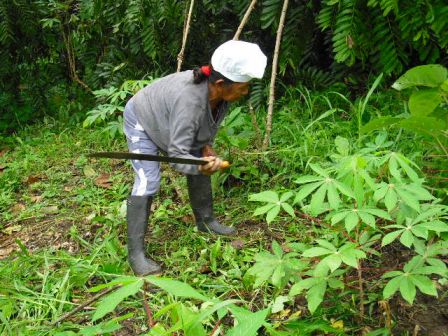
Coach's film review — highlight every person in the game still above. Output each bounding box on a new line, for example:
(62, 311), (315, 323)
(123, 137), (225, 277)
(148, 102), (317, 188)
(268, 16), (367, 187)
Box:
(123, 40), (267, 276)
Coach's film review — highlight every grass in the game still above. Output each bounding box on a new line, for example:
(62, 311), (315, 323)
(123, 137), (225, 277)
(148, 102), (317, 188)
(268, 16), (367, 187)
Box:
(0, 87), (446, 335)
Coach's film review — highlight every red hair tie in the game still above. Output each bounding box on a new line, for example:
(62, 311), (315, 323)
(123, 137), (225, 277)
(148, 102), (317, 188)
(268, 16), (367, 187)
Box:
(201, 65), (211, 77)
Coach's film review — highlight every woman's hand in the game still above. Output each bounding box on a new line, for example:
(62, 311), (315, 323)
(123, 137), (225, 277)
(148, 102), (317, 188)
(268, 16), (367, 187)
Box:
(199, 156), (223, 175)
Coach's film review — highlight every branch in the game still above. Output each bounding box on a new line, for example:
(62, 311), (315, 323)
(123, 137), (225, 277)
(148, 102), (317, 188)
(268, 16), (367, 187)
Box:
(51, 286), (118, 326)
(177, 0), (195, 72)
(262, 0), (289, 149)
(60, 23), (92, 93)
(233, 0), (257, 40)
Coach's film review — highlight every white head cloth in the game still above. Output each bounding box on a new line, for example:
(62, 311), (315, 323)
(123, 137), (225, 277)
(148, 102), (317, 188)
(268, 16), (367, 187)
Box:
(211, 40), (267, 82)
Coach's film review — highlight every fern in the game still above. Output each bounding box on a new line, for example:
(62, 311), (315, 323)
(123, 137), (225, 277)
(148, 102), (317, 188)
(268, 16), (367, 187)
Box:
(296, 67), (336, 90)
(331, 0), (360, 65)
(260, 0), (283, 30)
(367, 0), (398, 16)
(370, 11), (405, 75)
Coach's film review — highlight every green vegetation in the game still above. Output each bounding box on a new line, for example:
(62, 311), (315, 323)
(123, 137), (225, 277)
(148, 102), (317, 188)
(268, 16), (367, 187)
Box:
(1, 0), (447, 334)
(1, 64), (447, 334)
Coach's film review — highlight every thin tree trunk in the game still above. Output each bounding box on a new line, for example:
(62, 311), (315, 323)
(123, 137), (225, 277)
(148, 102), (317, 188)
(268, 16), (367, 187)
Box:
(262, 0), (289, 149)
(177, 0), (195, 72)
(233, 0), (257, 40)
(61, 24), (92, 93)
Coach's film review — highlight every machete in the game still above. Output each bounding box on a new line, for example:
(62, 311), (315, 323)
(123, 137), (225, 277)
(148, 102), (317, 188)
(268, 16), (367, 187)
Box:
(87, 152), (230, 169)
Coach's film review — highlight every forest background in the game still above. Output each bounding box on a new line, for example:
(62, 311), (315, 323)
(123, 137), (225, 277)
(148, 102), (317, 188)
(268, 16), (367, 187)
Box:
(1, 0), (447, 335)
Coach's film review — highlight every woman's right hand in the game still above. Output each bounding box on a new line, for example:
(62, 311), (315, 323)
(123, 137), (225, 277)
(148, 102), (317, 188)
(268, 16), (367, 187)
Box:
(199, 156), (223, 175)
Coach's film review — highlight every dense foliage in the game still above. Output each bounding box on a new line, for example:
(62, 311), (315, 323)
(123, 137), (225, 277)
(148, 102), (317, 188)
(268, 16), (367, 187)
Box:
(1, 0), (447, 334)
(1, 0), (447, 132)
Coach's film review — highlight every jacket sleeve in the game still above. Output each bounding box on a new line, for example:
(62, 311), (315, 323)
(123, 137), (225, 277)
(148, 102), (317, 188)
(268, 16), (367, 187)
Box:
(167, 101), (203, 175)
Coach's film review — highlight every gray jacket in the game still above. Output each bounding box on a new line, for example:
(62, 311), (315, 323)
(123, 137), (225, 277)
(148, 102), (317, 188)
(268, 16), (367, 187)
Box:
(131, 70), (228, 175)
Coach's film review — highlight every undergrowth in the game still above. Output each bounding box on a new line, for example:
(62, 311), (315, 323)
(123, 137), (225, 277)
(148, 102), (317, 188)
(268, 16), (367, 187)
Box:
(0, 75), (447, 335)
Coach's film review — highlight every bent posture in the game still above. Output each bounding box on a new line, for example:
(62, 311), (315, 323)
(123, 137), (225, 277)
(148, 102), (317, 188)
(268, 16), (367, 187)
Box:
(124, 40), (267, 275)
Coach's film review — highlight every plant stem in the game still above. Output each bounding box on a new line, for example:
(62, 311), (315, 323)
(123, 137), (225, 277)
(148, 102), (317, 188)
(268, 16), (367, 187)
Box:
(262, 0), (289, 150)
(51, 286), (117, 326)
(177, 0), (195, 72)
(142, 284), (155, 328)
(233, 0), (257, 40)
(209, 319), (222, 336)
(357, 260), (364, 321)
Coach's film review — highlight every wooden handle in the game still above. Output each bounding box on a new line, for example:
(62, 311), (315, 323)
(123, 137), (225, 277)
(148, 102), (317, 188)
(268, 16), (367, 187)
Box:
(220, 161), (230, 169)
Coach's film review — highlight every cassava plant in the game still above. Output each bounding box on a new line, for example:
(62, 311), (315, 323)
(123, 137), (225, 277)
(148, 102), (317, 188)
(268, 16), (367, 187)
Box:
(248, 132), (448, 320)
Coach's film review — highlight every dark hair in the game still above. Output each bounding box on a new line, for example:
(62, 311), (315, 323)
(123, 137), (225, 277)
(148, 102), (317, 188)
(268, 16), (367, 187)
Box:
(193, 65), (235, 85)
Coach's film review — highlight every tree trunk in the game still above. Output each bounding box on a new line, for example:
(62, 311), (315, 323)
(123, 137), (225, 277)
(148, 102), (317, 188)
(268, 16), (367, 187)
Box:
(177, 0), (195, 72)
(262, 0), (289, 149)
(233, 0), (257, 40)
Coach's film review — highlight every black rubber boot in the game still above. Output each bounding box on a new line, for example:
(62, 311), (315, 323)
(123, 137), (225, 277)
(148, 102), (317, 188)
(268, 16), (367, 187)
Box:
(186, 174), (236, 235)
(127, 195), (162, 276)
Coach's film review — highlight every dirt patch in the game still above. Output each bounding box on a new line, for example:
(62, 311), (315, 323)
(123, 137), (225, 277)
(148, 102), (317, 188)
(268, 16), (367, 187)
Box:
(390, 293), (448, 335)
(0, 215), (77, 258)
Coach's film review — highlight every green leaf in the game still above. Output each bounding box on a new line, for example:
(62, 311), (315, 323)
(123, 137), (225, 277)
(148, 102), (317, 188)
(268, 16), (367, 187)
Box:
(280, 191), (294, 202)
(335, 136), (350, 155)
(289, 278), (318, 296)
(307, 281), (327, 314)
(404, 184), (433, 201)
(310, 184), (328, 215)
(344, 211), (359, 232)
(294, 182), (323, 203)
(361, 116), (401, 134)
(399, 116), (446, 137)
(253, 204), (276, 216)
(281, 203), (296, 217)
(227, 308), (270, 336)
(384, 188), (398, 211)
(392, 65), (448, 90)
(411, 275), (437, 297)
(266, 205), (281, 223)
(420, 220), (448, 233)
(399, 230), (415, 248)
(271, 264), (286, 288)
(316, 239), (337, 251)
(249, 191), (279, 203)
(145, 276), (208, 301)
(93, 279), (143, 321)
(295, 175), (322, 184)
(363, 208), (392, 220)
(327, 183), (341, 210)
(331, 211), (349, 225)
(396, 188), (420, 212)
(374, 184), (388, 202)
(334, 180), (354, 198)
(272, 240), (283, 257)
(303, 247), (333, 258)
(382, 230), (403, 246)
(359, 211), (376, 228)
(322, 254), (342, 272)
(408, 89), (442, 117)
(309, 163), (329, 177)
(399, 276), (416, 304)
(383, 275), (402, 299)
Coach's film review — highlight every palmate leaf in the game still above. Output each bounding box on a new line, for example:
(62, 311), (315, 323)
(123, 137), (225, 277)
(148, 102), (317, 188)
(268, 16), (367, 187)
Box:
(249, 191), (295, 223)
